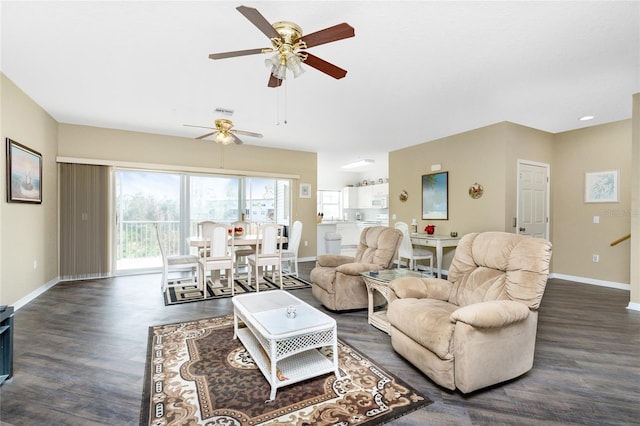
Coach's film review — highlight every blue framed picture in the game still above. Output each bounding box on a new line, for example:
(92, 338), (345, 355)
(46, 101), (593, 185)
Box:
(422, 172), (448, 220)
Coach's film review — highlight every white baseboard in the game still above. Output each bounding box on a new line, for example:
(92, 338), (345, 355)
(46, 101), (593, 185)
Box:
(13, 277), (60, 311)
(627, 302), (640, 311)
(549, 273), (630, 291)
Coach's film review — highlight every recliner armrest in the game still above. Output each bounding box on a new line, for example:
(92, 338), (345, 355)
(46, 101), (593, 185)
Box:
(316, 254), (355, 268)
(450, 300), (530, 328)
(390, 276), (451, 300)
(335, 262), (381, 276)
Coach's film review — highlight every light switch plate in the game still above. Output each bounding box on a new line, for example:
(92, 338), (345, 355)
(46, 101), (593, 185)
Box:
(593, 216), (600, 224)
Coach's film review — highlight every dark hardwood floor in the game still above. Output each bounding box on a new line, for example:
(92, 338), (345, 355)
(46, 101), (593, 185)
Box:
(1, 262), (639, 425)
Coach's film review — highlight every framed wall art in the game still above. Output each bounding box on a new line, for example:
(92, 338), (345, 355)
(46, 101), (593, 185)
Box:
(299, 183), (311, 198)
(422, 171), (448, 220)
(584, 170), (619, 203)
(6, 138), (42, 204)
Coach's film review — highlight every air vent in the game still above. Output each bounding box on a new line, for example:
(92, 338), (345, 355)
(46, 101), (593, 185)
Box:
(214, 107), (234, 116)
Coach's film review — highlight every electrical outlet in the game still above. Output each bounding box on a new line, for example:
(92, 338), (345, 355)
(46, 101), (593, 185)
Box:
(304, 240), (308, 247)
(593, 216), (600, 224)
(592, 254), (599, 263)
(33, 260), (37, 269)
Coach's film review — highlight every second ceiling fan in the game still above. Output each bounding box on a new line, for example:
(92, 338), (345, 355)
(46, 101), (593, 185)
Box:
(208, 5), (355, 87)
(184, 119), (262, 145)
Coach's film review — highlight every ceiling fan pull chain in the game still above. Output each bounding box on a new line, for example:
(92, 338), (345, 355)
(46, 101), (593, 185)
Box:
(284, 79), (288, 125)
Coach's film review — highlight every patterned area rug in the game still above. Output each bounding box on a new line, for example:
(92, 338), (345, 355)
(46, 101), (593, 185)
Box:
(163, 275), (311, 305)
(140, 315), (431, 425)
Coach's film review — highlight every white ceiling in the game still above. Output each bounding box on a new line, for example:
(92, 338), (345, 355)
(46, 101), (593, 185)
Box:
(1, 1), (639, 176)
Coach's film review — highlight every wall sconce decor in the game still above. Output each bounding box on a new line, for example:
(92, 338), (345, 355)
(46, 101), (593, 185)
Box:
(468, 183), (483, 199)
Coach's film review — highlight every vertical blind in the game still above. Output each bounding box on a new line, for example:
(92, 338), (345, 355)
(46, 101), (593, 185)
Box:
(60, 163), (112, 280)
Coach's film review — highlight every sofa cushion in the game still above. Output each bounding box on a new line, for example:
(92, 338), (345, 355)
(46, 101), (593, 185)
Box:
(447, 232), (551, 309)
(387, 298), (457, 360)
(309, 266), (337, 293)
(354, 226), (402, 268)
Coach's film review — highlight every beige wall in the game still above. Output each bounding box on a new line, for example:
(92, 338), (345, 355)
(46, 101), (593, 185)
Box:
(390, 122), (553, 269)
(631, 93), (640, 307)
(1, 74), (59, 305)
(57, 123), (318, 261)
(552, 120), (632, 284)
(390, 117), (634, 292)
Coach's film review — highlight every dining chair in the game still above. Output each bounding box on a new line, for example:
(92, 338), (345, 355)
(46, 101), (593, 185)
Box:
(154, 223), (200, 293)
(395, 221), (433, 274)
(231, 221), (254, 274)
(281, 220), (303, 277)
(247, 223), (283, 292)
(199, 223), (236, 296)
(197, 220), (218, 257)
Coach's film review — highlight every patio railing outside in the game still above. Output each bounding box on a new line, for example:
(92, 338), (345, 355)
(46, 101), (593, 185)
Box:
(117, 220), (194, 271)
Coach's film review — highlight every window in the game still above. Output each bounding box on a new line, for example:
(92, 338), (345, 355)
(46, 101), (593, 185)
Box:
(317, 190), (342, 221)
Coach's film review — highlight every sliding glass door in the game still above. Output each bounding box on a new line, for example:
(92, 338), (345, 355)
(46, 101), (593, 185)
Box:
(115, 169), (291, 273)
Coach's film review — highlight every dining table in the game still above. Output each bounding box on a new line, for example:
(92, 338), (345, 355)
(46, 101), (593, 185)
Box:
(188, 233), (288, 286)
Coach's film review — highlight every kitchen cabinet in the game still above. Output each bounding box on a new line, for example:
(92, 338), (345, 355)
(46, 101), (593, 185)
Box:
(336, 222), (360, 246)
(357, 185), (373, 209)
(343, 183), (389, 209)
(342, 187), (358, 209)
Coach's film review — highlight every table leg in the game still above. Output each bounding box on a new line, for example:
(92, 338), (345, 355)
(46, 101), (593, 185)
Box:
(366, 284), (374, 326)
(436, 241), (443, 278)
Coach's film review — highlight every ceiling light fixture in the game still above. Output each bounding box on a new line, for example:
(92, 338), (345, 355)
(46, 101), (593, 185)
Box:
(264, 22), (307, 81)
(214, 131), (235, 145)
(342, 159), (374, 169)
(579, 115), (595, 121)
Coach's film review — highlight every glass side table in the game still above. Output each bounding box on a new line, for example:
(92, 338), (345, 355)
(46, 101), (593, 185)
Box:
(360, 269), (426, 334)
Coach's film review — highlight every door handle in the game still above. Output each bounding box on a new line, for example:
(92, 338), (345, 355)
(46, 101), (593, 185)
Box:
(519, 227), (526, 232)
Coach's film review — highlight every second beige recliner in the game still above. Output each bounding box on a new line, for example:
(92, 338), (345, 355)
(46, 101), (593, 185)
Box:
(387, 231), (552, 393)
(310, 226), (402, 311)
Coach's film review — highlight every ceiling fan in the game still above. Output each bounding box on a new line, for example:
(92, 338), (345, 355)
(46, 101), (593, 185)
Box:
(208, 5), (355, 87)
(183, 119), (263, 145)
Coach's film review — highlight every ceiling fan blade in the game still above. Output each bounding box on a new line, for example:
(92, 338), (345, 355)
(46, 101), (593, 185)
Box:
(236, 5), (281, 40)
(196, 131), (217, 140)
(208, 48), (272, 60)
(234, 130), (263, 138)
(295, 23), (355, 48)
(268, 74), (283, 87)
(184, 124), (215, 130)
(302, 53), (348, 79)
(231, 133), (243, 145)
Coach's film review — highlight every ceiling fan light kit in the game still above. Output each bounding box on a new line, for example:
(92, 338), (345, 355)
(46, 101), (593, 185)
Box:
(183, 118), (263, 145)
(208, 6), (355, 87)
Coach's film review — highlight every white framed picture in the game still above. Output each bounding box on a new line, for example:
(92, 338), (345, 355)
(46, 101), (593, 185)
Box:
(585, 170), (619, 203)
(299, 183), (311, 198)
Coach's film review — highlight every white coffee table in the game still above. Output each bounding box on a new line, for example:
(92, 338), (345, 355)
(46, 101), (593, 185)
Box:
(232, 290), (341, 401)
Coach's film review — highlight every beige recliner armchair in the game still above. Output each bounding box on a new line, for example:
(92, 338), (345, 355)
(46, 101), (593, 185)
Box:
(387, 231), (552, 393)
(311, 226), (402, 311)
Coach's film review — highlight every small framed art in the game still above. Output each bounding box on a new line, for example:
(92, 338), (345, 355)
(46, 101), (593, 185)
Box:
(299, 183), (311, 198)
(6, 138), (42, 204)
(584, 170), (619, 203)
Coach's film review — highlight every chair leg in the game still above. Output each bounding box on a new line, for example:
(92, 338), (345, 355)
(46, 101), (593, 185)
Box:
(293, 258), (298, 278)
(255, 264), (260, 293)
(229, 267), (235, 296)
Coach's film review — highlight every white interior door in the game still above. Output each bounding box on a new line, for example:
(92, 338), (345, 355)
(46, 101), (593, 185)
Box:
(517, 161), (549, 239)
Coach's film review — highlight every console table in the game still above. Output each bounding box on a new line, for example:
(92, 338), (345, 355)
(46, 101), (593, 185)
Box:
(0, 306), (14, 385)
(410, 234), (461, 277)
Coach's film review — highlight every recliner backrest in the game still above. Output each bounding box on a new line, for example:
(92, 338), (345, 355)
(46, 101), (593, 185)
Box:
(354, 226), (403, 269)
(447, 232), (552, 309)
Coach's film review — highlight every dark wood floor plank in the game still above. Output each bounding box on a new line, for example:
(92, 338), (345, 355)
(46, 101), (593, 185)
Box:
(0, 265), (639, 425)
